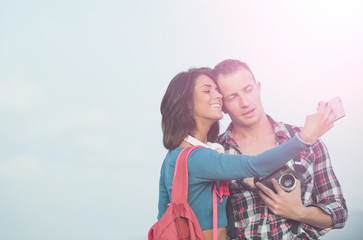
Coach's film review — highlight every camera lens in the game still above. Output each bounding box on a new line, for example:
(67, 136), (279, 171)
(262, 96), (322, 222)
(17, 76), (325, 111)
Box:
(279, 173), (296, 192)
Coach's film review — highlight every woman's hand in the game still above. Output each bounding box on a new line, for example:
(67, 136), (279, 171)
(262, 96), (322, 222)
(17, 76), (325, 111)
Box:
(300, 102), (336, 143)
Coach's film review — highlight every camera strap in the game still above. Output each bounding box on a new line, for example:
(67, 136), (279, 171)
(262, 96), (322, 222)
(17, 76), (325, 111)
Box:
(285, 124), (302, 235)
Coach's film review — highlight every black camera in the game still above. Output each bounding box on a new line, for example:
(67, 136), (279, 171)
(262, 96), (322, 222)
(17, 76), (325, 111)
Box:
(254, 166), (297, 193)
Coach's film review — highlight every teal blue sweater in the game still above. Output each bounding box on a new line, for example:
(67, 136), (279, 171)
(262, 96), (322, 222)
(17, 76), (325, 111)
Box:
(157, 135), (306, 230)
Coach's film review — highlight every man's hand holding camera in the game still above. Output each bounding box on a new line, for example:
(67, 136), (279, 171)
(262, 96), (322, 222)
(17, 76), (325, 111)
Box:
(255, 178), (305, 221)
(256, 179), (333, 229)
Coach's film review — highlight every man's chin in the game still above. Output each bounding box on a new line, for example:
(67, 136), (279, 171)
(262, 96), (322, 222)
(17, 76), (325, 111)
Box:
(236, 116), (260, 127)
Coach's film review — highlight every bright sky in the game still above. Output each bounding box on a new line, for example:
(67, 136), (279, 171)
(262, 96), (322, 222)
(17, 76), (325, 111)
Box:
(1, 1), (362, 239)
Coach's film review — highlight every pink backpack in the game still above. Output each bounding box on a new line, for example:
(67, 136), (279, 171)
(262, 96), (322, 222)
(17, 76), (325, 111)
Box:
(148, 146), (219, 240)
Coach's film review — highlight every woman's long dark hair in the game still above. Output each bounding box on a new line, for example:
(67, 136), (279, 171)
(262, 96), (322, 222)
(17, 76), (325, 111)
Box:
(160, 67), (220, 150)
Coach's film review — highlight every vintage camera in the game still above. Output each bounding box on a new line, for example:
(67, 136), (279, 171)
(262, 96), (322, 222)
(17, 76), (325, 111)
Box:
(254, 165), (297, 193)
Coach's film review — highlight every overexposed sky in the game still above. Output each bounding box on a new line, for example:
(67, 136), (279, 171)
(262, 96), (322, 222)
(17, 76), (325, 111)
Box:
(1, 1), (362, 239)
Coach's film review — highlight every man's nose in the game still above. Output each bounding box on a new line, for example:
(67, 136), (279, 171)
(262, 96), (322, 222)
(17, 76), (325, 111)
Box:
(239, 94), (250, 107)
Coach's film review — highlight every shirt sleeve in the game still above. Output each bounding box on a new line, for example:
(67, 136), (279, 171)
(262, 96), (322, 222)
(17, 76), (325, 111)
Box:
(188, 135), (307, 181)
(307, 140), (348, 229)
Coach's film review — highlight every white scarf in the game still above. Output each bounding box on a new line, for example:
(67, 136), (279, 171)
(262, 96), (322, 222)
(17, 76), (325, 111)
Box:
(184, 135), (225, 153)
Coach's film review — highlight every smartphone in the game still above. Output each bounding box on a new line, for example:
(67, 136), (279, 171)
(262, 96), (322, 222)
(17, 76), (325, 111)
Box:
(328, 97), (345, 122)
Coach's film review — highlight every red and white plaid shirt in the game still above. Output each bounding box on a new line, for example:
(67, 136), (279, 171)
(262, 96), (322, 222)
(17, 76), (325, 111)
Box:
(218, 115), (348, 240)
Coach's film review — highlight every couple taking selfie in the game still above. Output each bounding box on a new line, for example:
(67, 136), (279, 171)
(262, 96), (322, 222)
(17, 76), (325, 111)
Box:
(152, 59), (347, 240)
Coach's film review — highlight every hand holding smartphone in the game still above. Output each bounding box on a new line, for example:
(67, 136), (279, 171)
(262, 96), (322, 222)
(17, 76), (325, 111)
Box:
(327, 97), (345, 122)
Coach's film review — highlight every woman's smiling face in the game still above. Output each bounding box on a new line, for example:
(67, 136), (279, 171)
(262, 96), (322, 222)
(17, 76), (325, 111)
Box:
(193, 74), (223, 124)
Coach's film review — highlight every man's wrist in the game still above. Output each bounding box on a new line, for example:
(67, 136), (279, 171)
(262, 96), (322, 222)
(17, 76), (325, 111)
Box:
(296, 133), (314, 146)
(294, 205), (308, 222)
(293, 205), (333, 229)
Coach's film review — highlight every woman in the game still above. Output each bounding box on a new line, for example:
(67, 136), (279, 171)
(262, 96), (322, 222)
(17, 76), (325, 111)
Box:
(157, 67), (334, 240)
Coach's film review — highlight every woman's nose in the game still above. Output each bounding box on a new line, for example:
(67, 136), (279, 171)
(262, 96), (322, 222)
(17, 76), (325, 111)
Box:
(214, 91), (223, 99)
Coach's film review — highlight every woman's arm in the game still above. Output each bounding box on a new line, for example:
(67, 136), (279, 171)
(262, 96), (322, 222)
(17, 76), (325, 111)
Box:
(189, 135), (307, 181)
(189, 105), (335, 181)
(157, 166), (169, 220)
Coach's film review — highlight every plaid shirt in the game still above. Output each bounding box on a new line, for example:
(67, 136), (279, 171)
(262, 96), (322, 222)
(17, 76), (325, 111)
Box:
(218, 115), (348, 240)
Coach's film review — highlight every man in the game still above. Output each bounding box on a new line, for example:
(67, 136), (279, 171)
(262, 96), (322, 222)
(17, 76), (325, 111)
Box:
(214, 59), (347, 239)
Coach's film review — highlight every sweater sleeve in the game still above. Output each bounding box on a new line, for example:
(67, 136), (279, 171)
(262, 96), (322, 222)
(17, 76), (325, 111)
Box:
(157, 161), (169, 220)
(188, 135), (307, 181)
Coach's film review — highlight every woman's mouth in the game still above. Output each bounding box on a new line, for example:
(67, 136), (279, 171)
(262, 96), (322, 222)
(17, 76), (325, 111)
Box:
(210, 104), (221, 108)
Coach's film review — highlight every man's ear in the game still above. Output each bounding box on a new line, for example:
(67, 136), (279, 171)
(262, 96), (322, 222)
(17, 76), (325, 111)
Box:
(256, 81), (261, 93)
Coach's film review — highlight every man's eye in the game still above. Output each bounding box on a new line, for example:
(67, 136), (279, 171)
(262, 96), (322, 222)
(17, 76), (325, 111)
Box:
(246, 87), (254, 93)
(227, 95), (236, 101)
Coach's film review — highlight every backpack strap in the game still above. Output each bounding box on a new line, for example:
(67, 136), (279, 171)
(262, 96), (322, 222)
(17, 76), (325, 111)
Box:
(285, 124), (305, 176)
(226, 196), (239, 240)
(213, 182), (218, 240)
(285, 124), (302, 164)
(172, 146), (201, 202)
(172, 145), (219, 240)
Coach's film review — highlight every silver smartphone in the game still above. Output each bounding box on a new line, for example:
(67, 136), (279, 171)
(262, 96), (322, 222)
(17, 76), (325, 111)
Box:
(328, 97), (345, 122)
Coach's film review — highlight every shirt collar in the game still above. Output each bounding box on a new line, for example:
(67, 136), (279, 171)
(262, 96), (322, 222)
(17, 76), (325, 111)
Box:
(217, 122), (239, 152)
(218, 114), (292, 147)
(267, 115), (295, 143)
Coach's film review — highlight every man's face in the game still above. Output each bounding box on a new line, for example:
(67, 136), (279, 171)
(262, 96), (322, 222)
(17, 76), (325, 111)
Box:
(217, 68), (264, 128)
